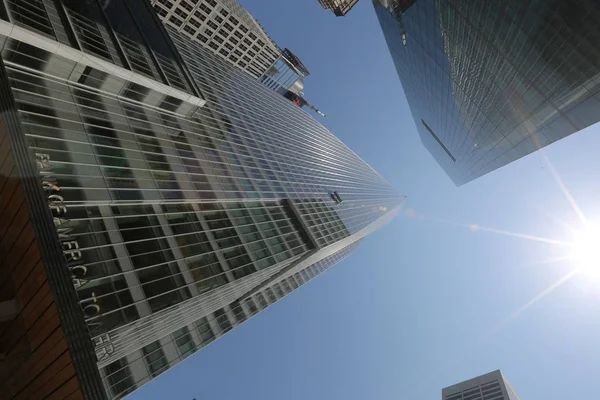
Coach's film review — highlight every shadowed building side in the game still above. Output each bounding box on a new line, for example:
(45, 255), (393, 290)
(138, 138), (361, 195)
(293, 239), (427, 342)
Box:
(374, 0), (600, 185)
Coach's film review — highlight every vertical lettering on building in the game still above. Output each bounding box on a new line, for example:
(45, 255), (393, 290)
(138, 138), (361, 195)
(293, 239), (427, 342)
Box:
(33, 152), (109, 358)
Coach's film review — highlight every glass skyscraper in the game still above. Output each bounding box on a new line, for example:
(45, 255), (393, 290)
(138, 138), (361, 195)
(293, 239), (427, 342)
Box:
(442, 370), (521, 400)
(0, 1), (402, 399)
(374, 0), (600, 185)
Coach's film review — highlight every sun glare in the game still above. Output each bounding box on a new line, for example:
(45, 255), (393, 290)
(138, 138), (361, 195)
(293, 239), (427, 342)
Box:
(571, 223), (600, 281)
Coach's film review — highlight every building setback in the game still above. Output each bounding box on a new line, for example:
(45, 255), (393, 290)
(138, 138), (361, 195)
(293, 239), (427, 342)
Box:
(374, 0), (600, 185)
(443, 370), (521, 400)
(0, 1), (402, 399)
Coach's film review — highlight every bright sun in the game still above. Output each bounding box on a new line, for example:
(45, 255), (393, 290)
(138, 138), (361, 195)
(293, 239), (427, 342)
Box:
(571, 223), (600, 281)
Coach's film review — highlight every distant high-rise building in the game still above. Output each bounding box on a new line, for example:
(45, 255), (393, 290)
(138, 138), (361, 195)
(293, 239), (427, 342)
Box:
(150, 0), (326, 116)
(374, 0), (600, 185)
(443, 370), (520, 400)
(151, 0), (280, 79)
(319, 0), (361, 16)
(0, 1), (402, 399)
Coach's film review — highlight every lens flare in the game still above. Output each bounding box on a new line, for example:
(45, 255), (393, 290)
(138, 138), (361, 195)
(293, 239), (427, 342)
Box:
(570, 223), (600, 282)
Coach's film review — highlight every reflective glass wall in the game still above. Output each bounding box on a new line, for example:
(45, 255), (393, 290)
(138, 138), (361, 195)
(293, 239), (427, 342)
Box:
(374, 0), (600, 185)
(102, 243), (358, 398)
(0, 1), (402, 398)
(261, 56), (304, 95)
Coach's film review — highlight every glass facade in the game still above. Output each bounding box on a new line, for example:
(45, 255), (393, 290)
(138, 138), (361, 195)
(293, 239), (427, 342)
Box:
(0, 1), (402, 398)
(374, 0), (600, 185)
(261, 56), (304, 95)
(102, 243), (359, 398)
(261, 48), (310, 96)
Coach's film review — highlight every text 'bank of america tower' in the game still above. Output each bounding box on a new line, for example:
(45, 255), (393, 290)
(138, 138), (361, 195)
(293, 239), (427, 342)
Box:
(0, 0), (402, 399)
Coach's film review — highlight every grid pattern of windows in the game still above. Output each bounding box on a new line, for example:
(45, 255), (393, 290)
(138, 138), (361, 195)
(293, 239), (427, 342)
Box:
(318, 0), (360, 16)
(1, 0), (197, 96)
(67, 10), (114, 62)
(0, 3), (401, 398)
(169, 29), (401, 234)
(172, 326), (196, 359)
(101, 243), (358, 398)
(294, 199), (351, 247)
(4, 0), (56, 38)
(374, 0), (600, 185)
(443, 371), (518, 400)
(141, 341), (169, 378)
(151, 0), (280, 78)
(103, 358), (135, 398)
(2, 26), (398, 340)
(261, 56), (304, 94)
(445, 381), (506, 400)
(445, 380), (505, 400)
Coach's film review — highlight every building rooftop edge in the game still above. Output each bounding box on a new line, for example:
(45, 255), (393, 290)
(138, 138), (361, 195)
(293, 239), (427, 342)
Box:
(442, 369), (504, 394)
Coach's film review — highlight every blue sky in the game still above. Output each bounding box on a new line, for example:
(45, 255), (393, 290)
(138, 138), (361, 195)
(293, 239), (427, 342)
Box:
(130, 1), (600, 399)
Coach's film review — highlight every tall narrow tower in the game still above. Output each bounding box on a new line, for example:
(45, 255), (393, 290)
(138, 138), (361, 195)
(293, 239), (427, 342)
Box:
(374, 0), (600, 185)
(0, 1), (402, 399)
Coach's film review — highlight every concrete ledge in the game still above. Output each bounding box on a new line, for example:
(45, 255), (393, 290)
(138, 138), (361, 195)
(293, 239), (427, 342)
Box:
(0, 20), (207, 113)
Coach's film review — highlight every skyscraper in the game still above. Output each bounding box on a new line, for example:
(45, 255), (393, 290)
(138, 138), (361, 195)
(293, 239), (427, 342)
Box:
(150, 0), (325, 116)
(318, 0), (361, 16)
(443, 370), (520, 400)
(374, 0), (600, 185)
(150, 0), (281, 79)
(0, 1), (402, 399)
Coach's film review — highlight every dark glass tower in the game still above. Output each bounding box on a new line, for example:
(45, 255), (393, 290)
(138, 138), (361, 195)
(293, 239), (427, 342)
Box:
(374, 0), (600, 185)
(0, 1), (402, 399)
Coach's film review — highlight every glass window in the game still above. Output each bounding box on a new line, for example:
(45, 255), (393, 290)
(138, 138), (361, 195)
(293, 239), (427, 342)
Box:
(173, 327), (195, 359)
(104, 358), (135, 397)
(142, 341), (169, 377)
(213, 308), (232, 333)
(195, 317), (215, 344)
